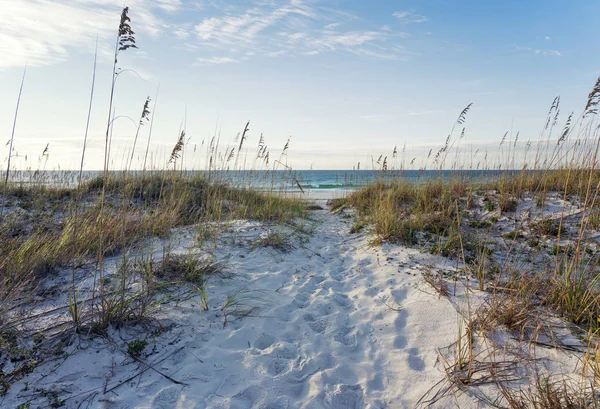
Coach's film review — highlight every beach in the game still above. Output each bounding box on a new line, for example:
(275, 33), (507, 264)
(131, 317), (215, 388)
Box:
(0, 181), (593, 408)
(0, 199), (469, 408)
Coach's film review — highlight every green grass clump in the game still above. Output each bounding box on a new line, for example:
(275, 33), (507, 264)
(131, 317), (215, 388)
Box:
(533, 218), (560, 236)
(127, 339), (148, 357)
(253, 231), (295, 252)
(341, 179), (461, 244)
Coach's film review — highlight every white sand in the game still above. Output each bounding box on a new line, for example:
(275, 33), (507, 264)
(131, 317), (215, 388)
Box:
(0, 201), (583, 408)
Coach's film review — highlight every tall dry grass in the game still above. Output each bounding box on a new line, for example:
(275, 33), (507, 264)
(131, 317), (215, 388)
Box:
(0, 7), (313, 395)
(343, 76), (600, 407)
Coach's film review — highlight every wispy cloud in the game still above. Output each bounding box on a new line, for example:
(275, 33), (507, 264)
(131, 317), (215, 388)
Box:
(517, 46), (562, 57)
(194, 56), (241, 65)
(312, 31), (384, 50)
(194, 2), (314, 44)
(191, 0), (414, 61)
(393, 11), (428, 24)
(536, 49), (562, 56)
(358, 114), (388, 121)
(0, 0), (176, 68)
(2, 0), (418, 69)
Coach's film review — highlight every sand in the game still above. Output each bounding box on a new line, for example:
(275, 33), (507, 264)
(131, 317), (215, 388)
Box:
(0, 198), (584, 408)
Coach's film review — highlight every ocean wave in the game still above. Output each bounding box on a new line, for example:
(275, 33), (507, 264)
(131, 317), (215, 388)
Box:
(298, 183), (359, 189)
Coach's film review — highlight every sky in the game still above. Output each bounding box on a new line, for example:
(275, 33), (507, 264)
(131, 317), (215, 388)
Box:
(1, 0), (599, 170)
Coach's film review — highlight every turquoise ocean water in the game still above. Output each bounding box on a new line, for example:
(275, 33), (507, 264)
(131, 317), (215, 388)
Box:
(5, 169), (514, 196)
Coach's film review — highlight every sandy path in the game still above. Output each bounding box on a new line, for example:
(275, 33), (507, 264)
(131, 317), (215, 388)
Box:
(140, 207), (464, 409)
(2, 206), (470, 409)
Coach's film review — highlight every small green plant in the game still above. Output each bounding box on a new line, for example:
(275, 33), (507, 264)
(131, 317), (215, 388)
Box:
(157, 253), (225, 284)
(195, 280), (209, 311)
(499, 195), (518, 213)
(350, 218), (367, 233)
(533, 218), (560, 236)
(535, 190), (547, 208)
(253, 231), (294, 252)
(127, 339), (148, 357)
(220, 283), (271, 327)
(527, 237), (540, 248)
(454, 314), (473, 383)
(470, 220), (491, 229)
(31, 333), (44, 346)
(35, 387), (64, 408)
(471, 244), (490, 291)
(503, 230), (523, 240)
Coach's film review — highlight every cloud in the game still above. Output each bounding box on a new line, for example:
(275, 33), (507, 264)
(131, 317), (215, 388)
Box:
(190, 1), (414, 61)
(312, 31), (383, 50)
(156, 0), (182, 12)
(535, 49), (562, 56)
(393, 11), (428, 24)
(358, 114), (388, 121)
(1, 0), (418, 69)
(0, 0), (175, 69)
(194, 56), (241, 65)
(517, 46), (562, 57)
(193, 2), (314, 44)
(174, 27), (193, 40)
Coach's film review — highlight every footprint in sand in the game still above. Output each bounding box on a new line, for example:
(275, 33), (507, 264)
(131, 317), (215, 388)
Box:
(394, 310), (408, 330)
(272, 304), (295, 322)
(293, 292), (311, 308)
(268, 358), (294, 376)
(321, 280), (344, 291)
(269, 342), (298, 359)
(407, 347), (426, 371)
(304, 313), (328, 333)
(330, 268), (345, 282)
(332, 293), (352, 308)
(231, 385), (266, 407)
(299, 275), (326, 293)
(254, 333), (275, 350)
(334, 326), (358, 351)
(393, 335), (407, 349)
(367, 372), (385, 391)
(287, 357), (323, 382)
(391, 287), (409, 303)
(324, 384), (365, 409)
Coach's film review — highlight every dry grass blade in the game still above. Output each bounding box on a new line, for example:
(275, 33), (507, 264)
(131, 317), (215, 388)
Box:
(584, 76), (600, 118)
(117, 6), (137, 53)
(499, 373), (599, 409)
(168, 130), (185, 165)
(422, 269), (450, 298)
(457, 103), (473, 125)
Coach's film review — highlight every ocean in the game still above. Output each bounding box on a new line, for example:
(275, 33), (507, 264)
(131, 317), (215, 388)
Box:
(4, 169), (514, 197)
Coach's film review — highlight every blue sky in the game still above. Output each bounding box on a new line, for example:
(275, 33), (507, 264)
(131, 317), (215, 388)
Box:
(1, 0), (599, 170)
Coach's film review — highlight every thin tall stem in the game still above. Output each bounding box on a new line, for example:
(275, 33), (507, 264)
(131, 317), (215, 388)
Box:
(143, 84), (160, 173)
(1, 65), (27, 221)
(78, 37), (98, 189)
